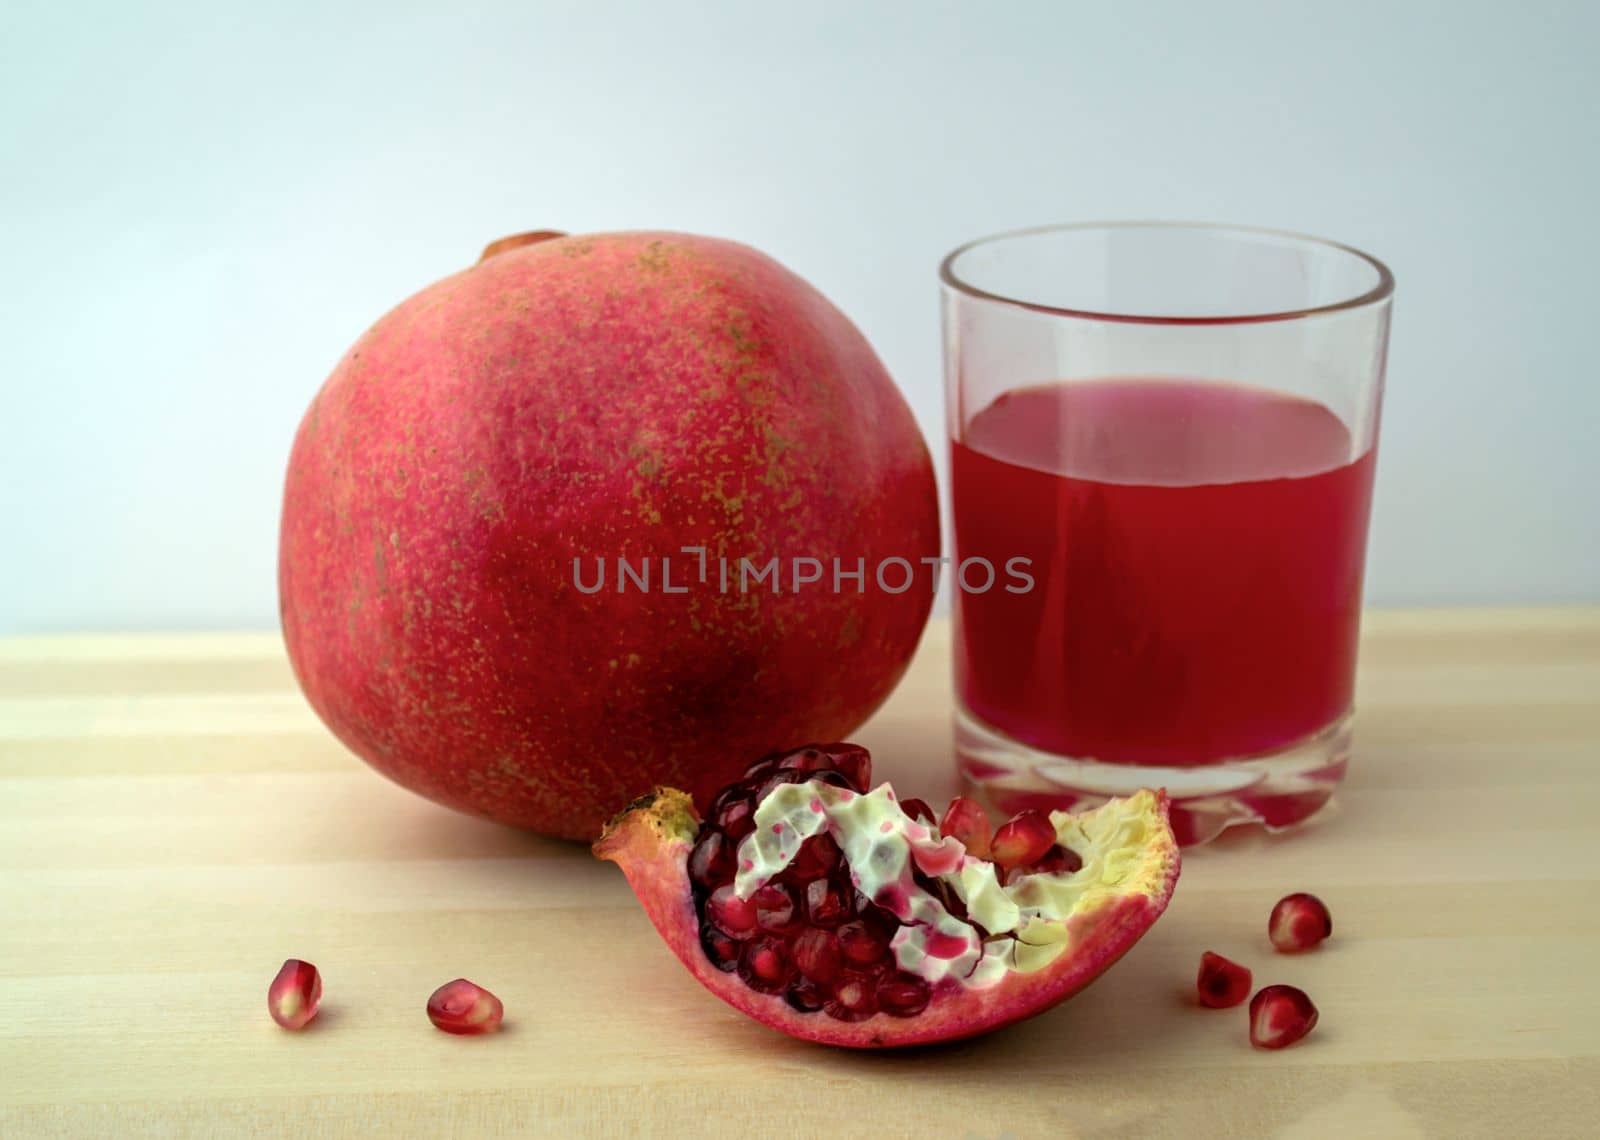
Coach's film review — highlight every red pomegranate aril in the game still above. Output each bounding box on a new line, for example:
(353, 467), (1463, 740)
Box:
(773, 745), (869, 790)
(785, 978), (826, 1012)
(688, 829), (734, 890)
(743, 752), (782, 781)
(737, 937), (793, 993)
(819, 742), (870, 787)
(796, 744), (871, 791)
(1031, 844), (1083, 875)
(753, 883), (798, 932)
(1196, 951), (1252, 1008)
(804, 877), (853, 927)
(899, 797), (937, 826)
(876, 976), (930, 1017)
(713, 793), (756, 840)
(775, 747), (827, 773)
(787, 833), (842, 882)
(1269, 892), (1333, 953)
(267, 958), (322, 1030)
(836, 920), (889, 966)
(991, 810), (1057, 870)
(858, 900), (900, 938)
(427, 978), (504, 1036)
(700, 922), (741, 972)
(749, 768), (806, 801)
(1249, 984), (1319, 1049)
(708, 782), (744, 816)
(707, 885), (759, 939)
(940, 796), (992, 858)
(753, 768), (853, 807)
(827, 972), (879, 1021)
(793, 928), (843, 985)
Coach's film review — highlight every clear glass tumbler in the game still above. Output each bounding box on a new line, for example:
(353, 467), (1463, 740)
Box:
(941, 222), (1393, 845)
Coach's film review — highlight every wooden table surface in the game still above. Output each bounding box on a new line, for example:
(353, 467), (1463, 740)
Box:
(2, 609), (1597, 1138)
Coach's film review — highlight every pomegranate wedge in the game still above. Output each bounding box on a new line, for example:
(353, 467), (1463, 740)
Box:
(595, 743), (1180, 1048)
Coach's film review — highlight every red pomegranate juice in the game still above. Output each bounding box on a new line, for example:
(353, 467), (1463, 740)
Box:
(952, 378), (1376, 767)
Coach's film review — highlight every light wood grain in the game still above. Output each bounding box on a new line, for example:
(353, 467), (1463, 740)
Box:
(2, 611), (1598, 1138)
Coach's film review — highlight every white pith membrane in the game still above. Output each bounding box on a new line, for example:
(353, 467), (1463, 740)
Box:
(731, 779), (1157, 991)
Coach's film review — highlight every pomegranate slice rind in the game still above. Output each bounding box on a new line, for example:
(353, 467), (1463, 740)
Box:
(595, 781), (1180, 1048)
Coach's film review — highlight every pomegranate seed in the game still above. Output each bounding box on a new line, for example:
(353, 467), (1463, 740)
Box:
(1196, 951), (1252, 1008)
(775, 746), (828, 773)
(708, 781), (745, 815)
(785, 978), (825, 1012)
(793, 928), (842, 984)
(991, 810), (1056, 870)
(426, 978), (504, 1035)
(940, 796), (992, 858)
(688, 829), (734, 890)
(743, 752), (782, 781)
(826, 972), (879, 1020)
(700, 922), (741, 972)
(712, 792), (756, 839)
(836, 920), (889, 966)
(876, 976), (930, 1017)
(858, 900), (900, 938)
(737, 937), (792, 993)
(899, 797), (937, 826)
(752, 883), (797, 932)
(1269, 893), (1333, 953)
(765, 743), (870, 791)
(787, 833), (842, 881)
(267, 959), (322, 1030)
(1030, 844), (1083, 875)
(817, 744), (872, 791)
(750, 769), (807, 802)
(1249, 984), (1319, 1049)
(707, 885), (758, 939)
(755, 768), (855, 806)
(774, 745), (869, 787)
(804, 878), (853, 927)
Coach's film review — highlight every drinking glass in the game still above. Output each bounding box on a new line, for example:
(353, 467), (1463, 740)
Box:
(941, 222), (1393, 845)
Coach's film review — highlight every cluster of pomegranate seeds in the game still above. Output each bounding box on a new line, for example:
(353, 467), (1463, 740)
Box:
(426, 978), (505, 1035)
(1268, 892), (1333, 953)
(690, 744), (933, 1021)
(1195, 951), (1252, 1009)
(690, 749), (1089, 1021)
(1194, 894), (1333, 1048)
(268, 959), (323, 1030)
(267, 962), (505, 1035)
(1249, 984), (1319, 1049)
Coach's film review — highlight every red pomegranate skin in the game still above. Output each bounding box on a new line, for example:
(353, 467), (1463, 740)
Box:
(279, 232), (938, 840)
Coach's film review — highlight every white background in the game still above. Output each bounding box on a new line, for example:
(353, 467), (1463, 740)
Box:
(3, 0), (1596, 632)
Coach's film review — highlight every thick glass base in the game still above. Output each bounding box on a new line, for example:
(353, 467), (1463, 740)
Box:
(955, 703), (1350, 847)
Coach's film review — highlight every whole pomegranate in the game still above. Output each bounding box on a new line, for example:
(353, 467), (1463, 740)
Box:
(279, 231), (938, 839)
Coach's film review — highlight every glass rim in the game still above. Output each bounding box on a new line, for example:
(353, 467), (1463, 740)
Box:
(939, 220), (1395, 326)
